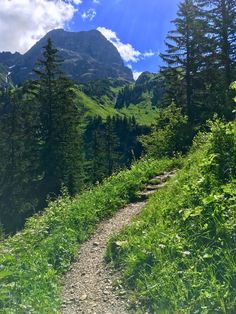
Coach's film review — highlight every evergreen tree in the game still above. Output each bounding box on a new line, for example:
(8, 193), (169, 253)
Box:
(104, 116), (121, 176)
(209, 0), (236, 85)
(198, 0), (236, 118)
(84, 117), (107, 184)
(33, 39), (84, 199)
(160, 0), (209, 122)
(0, 88), (40, 232)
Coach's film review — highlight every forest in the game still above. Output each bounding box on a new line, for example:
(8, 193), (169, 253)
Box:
(0, 0), (236, 313)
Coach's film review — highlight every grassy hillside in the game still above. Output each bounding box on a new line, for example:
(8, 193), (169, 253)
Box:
(0, 158), (177, 313)
(119, 102), (159, 126)
(75, 88), (120, 120)
(78, 75), (162, 126)
(115, 72), (163, 125)
(107, 120), (236, 313)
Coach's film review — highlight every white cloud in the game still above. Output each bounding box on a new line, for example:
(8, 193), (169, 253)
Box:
(93, 0), (100, 4)
(143, 51), (156, 57)
(71, 0), (82, 4)
(97, 27), (141, 63)
(97, 27), (157, 63)
(0, 0), (80, 54)
(133, 71), (143, 80)
(81, 8), (96, 21)
(127, 64), (142, 81)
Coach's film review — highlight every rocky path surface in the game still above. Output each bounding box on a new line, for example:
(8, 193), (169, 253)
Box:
(61, 171), (175, 314)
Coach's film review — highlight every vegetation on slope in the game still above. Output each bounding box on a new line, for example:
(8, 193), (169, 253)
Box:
(75, 84), (121, 120)
(0, 41), (149, 234)
(115, 72), (162, 125)
(0, 158), (177, 313)
(107, 120), (236, 313)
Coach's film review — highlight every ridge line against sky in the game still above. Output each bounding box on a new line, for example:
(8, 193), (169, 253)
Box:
(0, 0), (180, 77)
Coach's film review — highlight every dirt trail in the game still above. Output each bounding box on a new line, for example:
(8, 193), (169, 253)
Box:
(61, 171), (175, 314)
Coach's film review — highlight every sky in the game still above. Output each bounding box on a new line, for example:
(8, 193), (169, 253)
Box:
(0, 0), (180, 79)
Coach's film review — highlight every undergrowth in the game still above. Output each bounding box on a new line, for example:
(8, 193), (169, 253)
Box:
(107, 120), (236, 314)
(0, 158), (177, 313)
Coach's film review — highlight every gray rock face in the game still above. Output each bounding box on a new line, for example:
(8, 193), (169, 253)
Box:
(0, 29), (133, 85)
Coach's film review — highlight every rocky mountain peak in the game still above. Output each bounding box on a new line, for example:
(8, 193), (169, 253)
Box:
(0, 29), (133, 85)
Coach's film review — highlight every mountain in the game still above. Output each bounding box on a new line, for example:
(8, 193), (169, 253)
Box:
(0, 29), (133, 85)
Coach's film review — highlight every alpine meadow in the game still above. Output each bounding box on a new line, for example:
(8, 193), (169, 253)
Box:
(0, 0), (236, 313)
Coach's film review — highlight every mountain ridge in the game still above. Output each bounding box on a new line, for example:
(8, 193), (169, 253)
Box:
(0, 29), (133, 85)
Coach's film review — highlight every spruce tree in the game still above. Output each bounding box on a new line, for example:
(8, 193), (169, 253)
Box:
(84, 117), (107, 184)
(0, 88), (40, 232)
(198, 0), (236, 118)
(33, 39), (84, 199)
(160, 0), (209, 122)
(104, 116), (121, 176)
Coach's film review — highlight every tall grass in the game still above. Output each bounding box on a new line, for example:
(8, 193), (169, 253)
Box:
(107, 120), (236, 313)
(0, 158), (177, 313)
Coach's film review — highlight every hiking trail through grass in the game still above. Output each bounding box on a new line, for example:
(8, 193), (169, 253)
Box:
(61, 171), (175, 314)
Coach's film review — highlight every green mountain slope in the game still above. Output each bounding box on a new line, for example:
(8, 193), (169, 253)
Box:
(78, 73), (164, 126)
(107, 120), (236, 313)
(75, 87), (120, 120)
(115, 72), (164, 125)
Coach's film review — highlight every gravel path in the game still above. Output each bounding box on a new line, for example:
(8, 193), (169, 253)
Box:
(61, 171), (175, 314)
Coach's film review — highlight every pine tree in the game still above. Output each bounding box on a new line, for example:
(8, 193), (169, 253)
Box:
(198, 0), (236, 118)
(84, 117), (108, 184)
(104, 116), (121, 176)
(0, 88), (41, 232)
(160, 0), (209, 121)
(33, 39), (84, 199)
(209, 0), (236, 85)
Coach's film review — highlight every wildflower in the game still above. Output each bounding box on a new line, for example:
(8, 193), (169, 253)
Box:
(159, 244), (166, 249)
(182, 250), (191, 256)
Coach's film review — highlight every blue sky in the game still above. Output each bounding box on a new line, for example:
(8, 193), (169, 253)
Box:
(68, 0), (180, 77)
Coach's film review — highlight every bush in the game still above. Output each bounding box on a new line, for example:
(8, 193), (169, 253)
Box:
(140, 102), (191, 158)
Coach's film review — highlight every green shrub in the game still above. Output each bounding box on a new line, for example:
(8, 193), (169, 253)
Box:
(140, 102), (191, 158)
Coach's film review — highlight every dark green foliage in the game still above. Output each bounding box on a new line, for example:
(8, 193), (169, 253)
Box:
(0, 40), (86, 233)
(140, 102), (191, 157)
(80, 79), (127, 106)
(161, 0), (236, 123)
(115, 72), (164, 109)
(33, 39), (84, 199)
(161, 0), (207, 120)
(0, 88), (41, 233)
(84, 115), (147, 184)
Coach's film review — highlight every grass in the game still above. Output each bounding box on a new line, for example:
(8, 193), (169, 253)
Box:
(0, 158), (177, 313)
(75, 89), (120, 120)
(74, 86), (159, 126)
(106, 120), (236, 313)
(120, 102), (159, 126)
